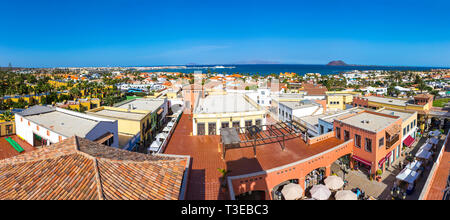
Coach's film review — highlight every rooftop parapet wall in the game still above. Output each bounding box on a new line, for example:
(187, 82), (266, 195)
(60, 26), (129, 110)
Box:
(419, 130), (450, 200)
(227, 139), (354, 200)
(308, 131), (335, 145)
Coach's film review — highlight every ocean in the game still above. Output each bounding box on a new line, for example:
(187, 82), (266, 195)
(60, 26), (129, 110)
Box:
(141, 64), (449, 76)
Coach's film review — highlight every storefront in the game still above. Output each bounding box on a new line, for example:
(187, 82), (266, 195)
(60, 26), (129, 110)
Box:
(379, 151), (393, 171)
(352, 155), (372, 175)
(304, 168), (325, 189)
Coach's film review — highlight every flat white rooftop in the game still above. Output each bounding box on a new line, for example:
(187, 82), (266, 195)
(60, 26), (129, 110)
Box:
(115, 98), (165, 112)
(195, 94), (258, 114)
(90, 109), (147, 121)
(25, 111), (101, 137)
(337, 112), (399, 133)
(378, 109), (415, 121)
(365, 96), (408, 106)
(280, 100), (319, 110)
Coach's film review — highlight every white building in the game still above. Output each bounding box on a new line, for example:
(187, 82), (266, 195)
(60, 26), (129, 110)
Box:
(15, 106), (119, 148)
(118, 83), (165, 92)
(362, 86), (387, 95)
(246, 88), (272, 107)
(278, 100), (323, 122)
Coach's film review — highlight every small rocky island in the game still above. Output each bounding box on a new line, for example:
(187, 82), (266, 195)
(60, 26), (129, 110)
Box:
(326, 60), (348, 66)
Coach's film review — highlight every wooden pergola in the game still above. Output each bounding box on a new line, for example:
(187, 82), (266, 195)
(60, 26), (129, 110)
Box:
(220, 121), (307, 159)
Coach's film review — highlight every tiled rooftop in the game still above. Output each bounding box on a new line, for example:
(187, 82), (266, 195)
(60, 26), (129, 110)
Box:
(0, 136), (189, 200)
(164, 114), (344, 200)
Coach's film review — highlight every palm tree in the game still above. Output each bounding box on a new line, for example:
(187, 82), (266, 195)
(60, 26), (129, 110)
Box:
(0, 110), (14, 121)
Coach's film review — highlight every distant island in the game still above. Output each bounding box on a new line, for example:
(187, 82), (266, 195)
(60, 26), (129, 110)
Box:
(326, 60), (349, 66)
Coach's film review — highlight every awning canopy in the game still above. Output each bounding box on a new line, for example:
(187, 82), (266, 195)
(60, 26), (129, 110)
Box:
(403, 135), (415, 147)
(396, 168), (420, 184)
(379, 151), (393, 166)
(415, 148), (432, 160)
(419, 143), (432, 151)
(405, 160), (422, 172)
(352, 155), (371, 166)
(428, 137), (439, 145)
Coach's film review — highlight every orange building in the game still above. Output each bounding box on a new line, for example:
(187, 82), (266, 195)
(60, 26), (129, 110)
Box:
(334, 111), (403, 175)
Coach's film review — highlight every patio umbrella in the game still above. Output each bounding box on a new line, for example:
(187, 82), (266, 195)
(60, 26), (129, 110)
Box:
(324, 175), (344, 190)
(281, 183), (303, 200)
(310, 184), (331, 200)
(335, 190), (357, 200)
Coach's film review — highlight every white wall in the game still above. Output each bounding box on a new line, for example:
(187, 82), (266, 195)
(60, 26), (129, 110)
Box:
(15, 114), (67, 146)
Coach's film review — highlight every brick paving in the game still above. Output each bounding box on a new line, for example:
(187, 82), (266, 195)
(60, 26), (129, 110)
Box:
(332, 134), (445, 200)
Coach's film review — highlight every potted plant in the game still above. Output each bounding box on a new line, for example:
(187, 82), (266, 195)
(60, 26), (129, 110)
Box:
(217, 168), (230, 192)
(376, 169), (383, 182)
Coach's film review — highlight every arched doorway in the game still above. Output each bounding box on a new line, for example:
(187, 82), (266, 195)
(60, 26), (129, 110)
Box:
(235, 190), (266, 200)
(330, 154), (351, 180)
(304, 167), (325, 190)
(271, 179), (300, 200)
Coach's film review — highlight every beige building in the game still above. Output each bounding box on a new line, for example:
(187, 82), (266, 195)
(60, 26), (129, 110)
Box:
(87, 98), (168, 152)
(326, 93), (354, 110)
(192, 94), (266, 135)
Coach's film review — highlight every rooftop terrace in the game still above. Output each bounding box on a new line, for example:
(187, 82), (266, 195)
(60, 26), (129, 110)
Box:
(164, 114), (344, 200)
(194, 94), (258, 114)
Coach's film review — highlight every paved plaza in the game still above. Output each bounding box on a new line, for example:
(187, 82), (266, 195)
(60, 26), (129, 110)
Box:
(331, 133), (445, 200)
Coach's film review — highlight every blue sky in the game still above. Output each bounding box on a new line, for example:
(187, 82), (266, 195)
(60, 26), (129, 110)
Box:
(1, 0), (450, 67)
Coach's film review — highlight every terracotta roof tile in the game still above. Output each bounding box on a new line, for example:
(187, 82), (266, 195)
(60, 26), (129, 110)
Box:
(0, 137), (189, 200)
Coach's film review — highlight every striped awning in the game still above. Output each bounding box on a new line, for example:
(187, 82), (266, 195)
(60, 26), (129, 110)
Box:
(379, 151), (393, 166)
(352, 155), (371, 166)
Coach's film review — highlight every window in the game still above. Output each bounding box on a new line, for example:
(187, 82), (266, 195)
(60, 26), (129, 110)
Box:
(403, 128), (406, 136)
(5, 125), (13, 135)
(208, 123), (216, 135)
(379, 137), (384, 147)
(355, 134), (361, 148)
(232, 121), (240, 128)
(365, 138), (372, 152)
(197, 123), (205, 135)
(221, 122), (229, 128)
(245, 120), (252, 127)
(407, 125), (410, 133)
(344, 130), (350, 141)
(320, 125), (324, 134)
(255, 119), (262, 126)
(336, 127), (341, 139)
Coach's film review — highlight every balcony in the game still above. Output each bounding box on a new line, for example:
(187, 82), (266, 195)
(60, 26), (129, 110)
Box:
(386, 134), (399, 149)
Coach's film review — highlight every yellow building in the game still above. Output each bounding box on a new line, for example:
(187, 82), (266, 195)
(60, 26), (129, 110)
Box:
(87, 106), (151, 150)
(326, 93), (354, 110)
(48, 80), (69, 88)
(87, 98), (168, 151)
(0, 121), (15, 137)
(192, 94), (266, 135)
